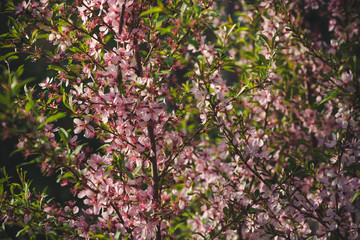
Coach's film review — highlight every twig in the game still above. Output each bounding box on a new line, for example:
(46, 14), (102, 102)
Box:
(147, 122), (160, 203)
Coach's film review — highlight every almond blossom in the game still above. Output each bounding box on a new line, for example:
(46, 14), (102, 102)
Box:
(73, 116), (95, 138)
(1, 0), (359, 240)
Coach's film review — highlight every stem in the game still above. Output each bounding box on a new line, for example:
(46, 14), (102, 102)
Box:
(59, 16), (114, 54)
(210, 214), (243, 240)
(280, 2), (340, 73)
(147, 122), (159, 203)
(147, 122), (161, 240)
(133, 38), (143, 77)
(223, 130), (267, 184)
(109, 202), (134, 238)
(160, 119), (209, 180)
(118, 1), (127, 38)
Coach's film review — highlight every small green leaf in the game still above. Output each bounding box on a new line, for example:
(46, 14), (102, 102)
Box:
(255, 189), (260, 198)
(125, 170), (134, 180)
(25, 100), (34, 112)
(133, 165), (142, 175)
(59, 128), (69, 143)
(187, 38), (199, 49)
(227, 24), (236, 37)
(235, 12), (252, 23)
(90, 234), (106, 238)
(115, 231), (121, 239)
(16, 225), (30, 237)
(223, 207), (230, 218)
(68, 94), (74, 110)
(0, 45), (16, 48)
(73, 144), (84, 156)
(105, 165), (114, 173)
(62, 91), (70, 109)
(0, 181), (3, 196)
(97, 144), (110, 151)
(39, 112), (66, 128)
(259, 34), (271, 49)
(165, 57), (174, 66)
(139, 7), (164, 17)
(0, 51), (17, 61)
(317, 90), (339, 106)
(48, 65), (65, 72)
(351, 190), (360, 203)
(68, 65), (80, 76)
(36, 34), (49, 39)
(61, 172), (75, 179)
(180, 3), (187, 18)
(12, 77), (34, 93)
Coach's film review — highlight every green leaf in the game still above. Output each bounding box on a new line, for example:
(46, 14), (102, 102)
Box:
(36, 34), (49, 39)
(122, 233), (131, 240)
(25, 99), (34, 112)
(0, 181), (3, 196)
(39, 112), (66, 128)
(7, 55), (18, 61)
(105, 165), (114, 173)
(62, 91), (70, 109)
(12, 77), (34, 94)
(165, 57), (174, 66)
(187, 38), (199, 50)
(180, 3), (187, 19)
(59, 128), (69, 143)
(68, 94), (74, 110)
(0, 51), (17, 62)
(234, 27), (249, 33)
(259, 34), (271, 49)
(48, 65), (65, 72)
(73, 144), (84, 156)
(139, 7), (164, 17)
(0, 45), (16, 49)
(223, 207), (230, 218)
(223, 65), (234, 72)
(16, 225), (30, 237)
(235, 12), (252, 23)
(125, 170), (134, 180)
(115, 229), (121, 239)
(9, 147), (26, 157)
(351, 190), (360, 203)
(156, 27), (175, 37)
(227, 24), (236, 37)
(68, 65), (80, 76)
(255, 189), (260, 198)
(97, 144), (110, 151)
(61, 172), (75, 179)
(133, 165), (142, 175)
(317, 90), (339, 106)
(90, 233), (106, 238)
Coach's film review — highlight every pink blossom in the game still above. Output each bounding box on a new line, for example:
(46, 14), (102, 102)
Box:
(325, 133), (337, 148)
(74, 116), (95, 138)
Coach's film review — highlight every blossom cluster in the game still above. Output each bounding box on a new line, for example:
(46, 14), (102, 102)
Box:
(0, 0), (359, 239)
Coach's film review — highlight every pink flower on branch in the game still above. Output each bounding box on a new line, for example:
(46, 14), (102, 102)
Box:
(4, 0), (360, 239)
(136, 102), (163, 123)
(74, 116), (95, 138)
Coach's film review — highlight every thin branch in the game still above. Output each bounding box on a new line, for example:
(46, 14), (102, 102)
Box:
(160, 119), (210, 180)
(147, 122), (160, 203)
(118, 1), (127, 38)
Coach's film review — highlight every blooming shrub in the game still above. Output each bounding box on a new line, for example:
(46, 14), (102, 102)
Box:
(0, 0), (360, 239)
